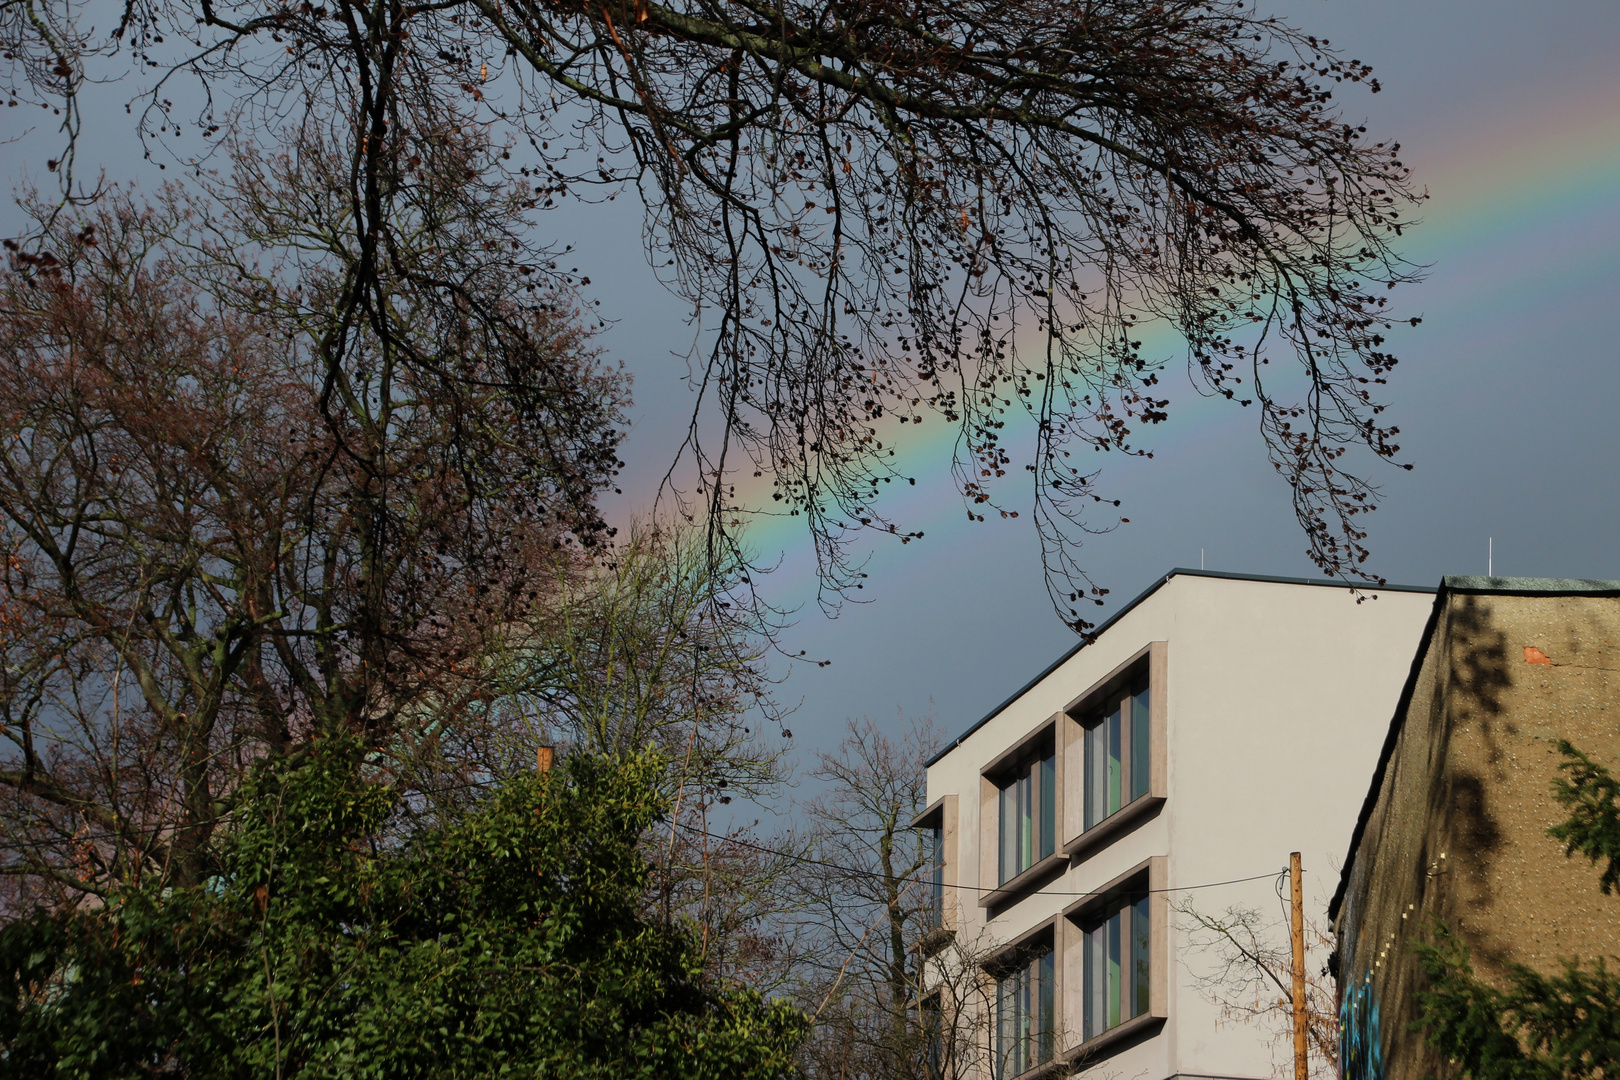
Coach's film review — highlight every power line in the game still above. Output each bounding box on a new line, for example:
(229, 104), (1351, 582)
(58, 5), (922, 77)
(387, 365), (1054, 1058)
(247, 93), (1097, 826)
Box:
(1, 782), (1290, 905)
(671, 819), (1285, 900)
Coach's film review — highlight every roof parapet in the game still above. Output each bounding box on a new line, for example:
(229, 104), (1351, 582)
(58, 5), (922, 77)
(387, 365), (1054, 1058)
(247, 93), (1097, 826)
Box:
(1443, 575), (1620, 594)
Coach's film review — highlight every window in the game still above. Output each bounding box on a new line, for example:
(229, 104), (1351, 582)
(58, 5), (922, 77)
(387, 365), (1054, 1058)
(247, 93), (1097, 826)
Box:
(998, 742), (1056, 885)
(1082, 673), (1150, 829)
(995, 940), (1054, 1078)
(916, 795), (961, 929)
(1081, 884), (1151, 1039)
(926, 817), (945, 929)
(914, 796), (957, 931)
(920, 993), (944, 1080)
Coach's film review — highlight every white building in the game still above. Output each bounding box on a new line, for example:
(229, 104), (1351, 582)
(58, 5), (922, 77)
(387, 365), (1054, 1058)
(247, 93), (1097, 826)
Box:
(914, 569), (1434, 1080)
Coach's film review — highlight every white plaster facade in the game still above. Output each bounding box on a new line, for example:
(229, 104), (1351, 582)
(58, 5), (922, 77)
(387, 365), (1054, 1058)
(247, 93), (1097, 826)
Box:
(919, 570), (1435, 1080)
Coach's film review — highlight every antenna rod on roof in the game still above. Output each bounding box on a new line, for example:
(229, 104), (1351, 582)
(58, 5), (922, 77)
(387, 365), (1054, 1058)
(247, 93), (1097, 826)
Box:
(1489, 537), (1493, 578)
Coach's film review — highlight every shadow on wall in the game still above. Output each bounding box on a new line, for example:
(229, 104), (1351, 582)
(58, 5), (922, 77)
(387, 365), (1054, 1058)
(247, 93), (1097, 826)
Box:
(1448, 594), (1511, 724)
(1436, 594), (1511, 959)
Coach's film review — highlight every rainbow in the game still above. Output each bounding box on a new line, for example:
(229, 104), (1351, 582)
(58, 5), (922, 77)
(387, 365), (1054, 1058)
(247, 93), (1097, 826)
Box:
(724, 78), (1620, 602)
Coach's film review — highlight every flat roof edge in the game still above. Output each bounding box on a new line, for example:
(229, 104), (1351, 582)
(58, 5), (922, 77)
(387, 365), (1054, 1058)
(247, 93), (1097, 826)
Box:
(924, 569), (1435, 769)
(1443, 575), (1620, 594)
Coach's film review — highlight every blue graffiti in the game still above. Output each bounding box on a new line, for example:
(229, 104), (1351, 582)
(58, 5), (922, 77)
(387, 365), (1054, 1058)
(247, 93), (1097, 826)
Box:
(1339, 972), (1382, 1080)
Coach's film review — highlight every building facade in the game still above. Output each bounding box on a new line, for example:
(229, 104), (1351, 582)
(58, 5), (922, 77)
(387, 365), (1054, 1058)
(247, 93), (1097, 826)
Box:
(916, 570), (1434, 1080)
(1329, 577), (1620, 1080)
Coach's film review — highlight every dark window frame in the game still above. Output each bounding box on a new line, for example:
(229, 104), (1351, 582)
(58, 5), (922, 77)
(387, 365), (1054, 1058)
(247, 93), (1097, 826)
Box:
(989, 926), (1056, 1079)
(1062, 855), (1168, 1056)
(1061, 642), (1167, 859)
(1078, 875), (1151, 1040)
(1080, 667), (1151, 830)
(993, 730), (1057, 887)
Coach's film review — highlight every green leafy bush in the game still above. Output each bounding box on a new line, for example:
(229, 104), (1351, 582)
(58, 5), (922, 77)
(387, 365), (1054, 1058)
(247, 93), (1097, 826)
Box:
(0, 741), (805, 1078)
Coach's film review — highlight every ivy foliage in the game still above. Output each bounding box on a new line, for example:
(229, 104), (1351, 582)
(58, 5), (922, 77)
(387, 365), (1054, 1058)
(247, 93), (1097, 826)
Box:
(1412, 742), (1620, 1080)
(0, 740), (806, 1078)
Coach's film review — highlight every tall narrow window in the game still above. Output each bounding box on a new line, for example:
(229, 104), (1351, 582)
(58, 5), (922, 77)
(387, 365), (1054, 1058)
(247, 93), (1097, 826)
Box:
(998, 745), (1055, 885)
(995, 941), (1054, 1078)
(1083, 673), (1150, 829)
(927, 818), (945, 929)
(1082, 885), (1151, 1040)
(920, 993), (944, 1080)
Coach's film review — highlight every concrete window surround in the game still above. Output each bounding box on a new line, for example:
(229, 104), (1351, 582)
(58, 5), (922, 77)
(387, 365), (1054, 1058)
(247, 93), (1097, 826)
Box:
(980, 857), (1172, 1076)
(1062, 642), (1168, 859)
(978, 850), (1069, 911)
(979, 716), (1067, 909)
(1062, 855), (1170, 1062)
(911, 794), (961, 951)
(985, 918), (1064, 1080)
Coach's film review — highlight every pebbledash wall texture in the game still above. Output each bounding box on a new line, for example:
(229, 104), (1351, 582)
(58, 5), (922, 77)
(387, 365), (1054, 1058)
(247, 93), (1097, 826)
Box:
(1329, 577), (1620, 1080)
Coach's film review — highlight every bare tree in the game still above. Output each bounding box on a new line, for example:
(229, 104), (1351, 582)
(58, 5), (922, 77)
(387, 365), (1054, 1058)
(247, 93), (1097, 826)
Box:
(1176, 898), (1340, 1080)
(0, 120), (632, 906)
(3, 114), (813, 951)
(424, 515), (805, 967)
(11, 0), (1424, 624)
(790, 715), (974, 1080)
(0, 0), (99, 207)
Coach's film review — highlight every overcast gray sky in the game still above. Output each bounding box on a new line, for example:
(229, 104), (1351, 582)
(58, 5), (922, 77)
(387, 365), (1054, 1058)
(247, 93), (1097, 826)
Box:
(6, 1), (1618, 772)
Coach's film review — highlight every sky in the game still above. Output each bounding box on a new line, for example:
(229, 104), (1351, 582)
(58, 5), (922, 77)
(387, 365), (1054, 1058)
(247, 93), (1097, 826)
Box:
(4, 1), (1619, 778)
(621, 0), (1620, 765)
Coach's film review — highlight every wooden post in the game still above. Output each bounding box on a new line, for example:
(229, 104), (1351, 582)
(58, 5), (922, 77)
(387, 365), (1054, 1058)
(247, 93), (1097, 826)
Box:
(536, 745), (555, 774)
(1290, 851), (1308, 1080)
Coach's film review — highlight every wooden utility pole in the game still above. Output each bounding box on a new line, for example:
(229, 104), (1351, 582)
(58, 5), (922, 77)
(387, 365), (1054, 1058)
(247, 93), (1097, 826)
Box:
(1289, 851), (1308, 1080)
(536, 745), (555, 774)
